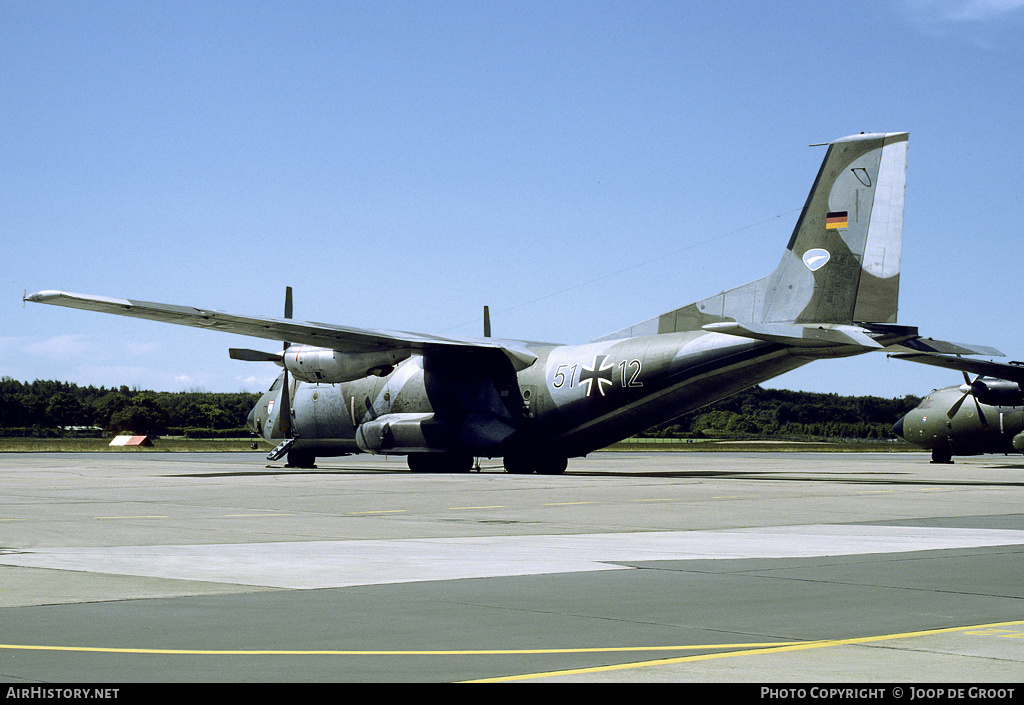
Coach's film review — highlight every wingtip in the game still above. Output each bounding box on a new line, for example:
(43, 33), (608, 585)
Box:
(23, 289), (63, 304)
(23, 290), (135, 309)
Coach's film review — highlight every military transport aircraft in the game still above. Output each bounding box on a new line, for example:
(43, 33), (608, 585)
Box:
(26, 131), (999, 473)
(891, 353), (1024, 463)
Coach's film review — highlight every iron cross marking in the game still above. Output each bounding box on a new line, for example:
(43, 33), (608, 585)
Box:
(579, 355), (614, 397)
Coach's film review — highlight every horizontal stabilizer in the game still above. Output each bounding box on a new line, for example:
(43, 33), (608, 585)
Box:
(890, 338), (1004, 357)
(889, 352), (1024, 384)
(702, 321), (884, 349)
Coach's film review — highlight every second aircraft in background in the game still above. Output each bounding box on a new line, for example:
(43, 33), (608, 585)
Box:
(892, 353), (1024, 463)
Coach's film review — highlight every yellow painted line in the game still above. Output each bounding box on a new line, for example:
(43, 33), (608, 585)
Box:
(0, 641), (800, 656)
(466, 618), (1024, 683)
(222, 514), (293, 518)
(962, 627), (1024, 638)
(94, 516), (168, 520)
(4, 618), (1021, 678)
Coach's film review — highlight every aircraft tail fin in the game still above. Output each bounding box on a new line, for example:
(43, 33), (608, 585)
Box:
(592, 132), (908, 342)
(761, 131), (908, 326)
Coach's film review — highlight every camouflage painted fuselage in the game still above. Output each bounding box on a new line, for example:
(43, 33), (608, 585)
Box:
(250, 329), (879, 461)
(893, 386), (1024, 461)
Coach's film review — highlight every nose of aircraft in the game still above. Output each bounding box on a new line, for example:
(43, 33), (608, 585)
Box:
(247, 401), (262, 435)
(891, 415), (906, 440)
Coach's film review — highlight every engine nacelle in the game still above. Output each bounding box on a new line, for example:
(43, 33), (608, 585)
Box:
(283, 345), (411, 384)
(355, 412), (454, 454)
(971, 379), (1024, 407)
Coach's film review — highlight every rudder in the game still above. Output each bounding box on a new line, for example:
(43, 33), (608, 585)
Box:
(590, 131), (908, 343)
(763, 131), (908, 325)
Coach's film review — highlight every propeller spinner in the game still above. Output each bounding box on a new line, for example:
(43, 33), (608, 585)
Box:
(946, 371), (990, 430)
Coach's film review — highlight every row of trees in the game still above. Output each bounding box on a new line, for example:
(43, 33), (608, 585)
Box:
(0, 378), (258, 437)
(1, 377), (919, 442)
(639, 386), (921, 441)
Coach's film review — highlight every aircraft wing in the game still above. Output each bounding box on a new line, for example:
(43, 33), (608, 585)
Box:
(25, 290), (538, 370)
(889, 351), (1024, 385)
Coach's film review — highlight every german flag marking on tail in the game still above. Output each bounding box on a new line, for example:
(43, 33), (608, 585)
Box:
(825, 211), (848, 229)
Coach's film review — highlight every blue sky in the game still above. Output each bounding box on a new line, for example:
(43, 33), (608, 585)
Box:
(3, 0), (1023, 399)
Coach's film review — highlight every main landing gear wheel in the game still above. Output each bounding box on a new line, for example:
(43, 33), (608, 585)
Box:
(931, 447), (954, 464)
(407, 452), (473, 473)
(286, 449), (317, 469)
(502, 453), (568, 475)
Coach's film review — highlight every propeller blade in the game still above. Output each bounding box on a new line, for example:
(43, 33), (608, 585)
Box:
(946, 373), (991, 429)
(279, 286), (294, 437)
(229, 348), (283, 363)
(279, 369), (292, 438)
(483, 305), (491, 338)
(947, 374), (977, 418)
(947, 392), (969, 418)
(972, 393), (990, 431)
(283, 286), (293, 351)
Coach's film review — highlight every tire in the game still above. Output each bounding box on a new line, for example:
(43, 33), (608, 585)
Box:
(286, 450), (317, 469)
(536, 456), (568, 475)
(502, 454), (532, 474)
(503, 453), (567, 475)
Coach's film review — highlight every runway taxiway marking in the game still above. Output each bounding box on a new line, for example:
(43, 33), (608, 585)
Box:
(4, 618), (1021, 683)
(94, 515), (169, 520)
(466, 618), (1024, 682)
(0, 640), (811, 656)
(962, 627), (1024, 638)
(222, 513), (293, 517)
